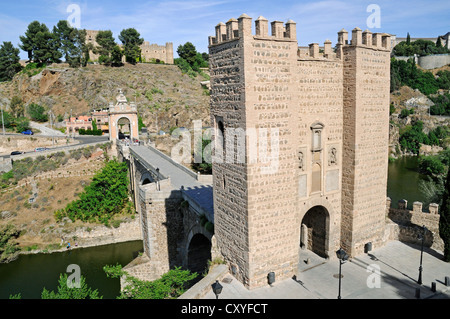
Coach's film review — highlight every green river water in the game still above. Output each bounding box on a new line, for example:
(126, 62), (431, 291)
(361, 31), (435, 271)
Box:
(0, 240), (143, 299)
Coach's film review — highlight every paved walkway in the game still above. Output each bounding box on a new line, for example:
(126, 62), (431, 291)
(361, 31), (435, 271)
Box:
(130, 145), (214, 217)
(203, 241), (450, 299)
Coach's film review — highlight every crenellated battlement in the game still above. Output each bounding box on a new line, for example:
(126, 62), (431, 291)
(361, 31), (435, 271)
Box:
(386, 197), (439, 214)
(208, 14), (297, 46)
(386, 197), (443, 251)
(335, 28), (391, 59)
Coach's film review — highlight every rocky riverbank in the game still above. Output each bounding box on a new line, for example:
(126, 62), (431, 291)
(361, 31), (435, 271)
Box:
(5, 218), (142, 262)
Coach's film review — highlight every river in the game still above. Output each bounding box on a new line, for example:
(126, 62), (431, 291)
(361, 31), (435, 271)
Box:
(0, 157), (424, 299)
(387, 156), (428, 209)
(0, 240), (143, 299)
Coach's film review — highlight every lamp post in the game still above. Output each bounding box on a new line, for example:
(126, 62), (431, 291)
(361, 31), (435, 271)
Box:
(212, 280), (223, 300)
(336, 248), (349, 299)
(418, 225), (427, 285)
(1, 104), (5, 136)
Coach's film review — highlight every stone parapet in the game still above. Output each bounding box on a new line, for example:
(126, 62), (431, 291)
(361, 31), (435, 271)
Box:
(386, 197), (443, 251)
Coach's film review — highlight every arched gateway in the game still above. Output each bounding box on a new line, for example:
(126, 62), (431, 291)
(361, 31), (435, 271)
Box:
(108, 89), (139, 143)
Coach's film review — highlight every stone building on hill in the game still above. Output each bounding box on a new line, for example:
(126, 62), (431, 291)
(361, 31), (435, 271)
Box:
(85, 30), (174, 64)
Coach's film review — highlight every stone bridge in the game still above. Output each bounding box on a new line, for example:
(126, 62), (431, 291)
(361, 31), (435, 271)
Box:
(118, 143), (218, 281)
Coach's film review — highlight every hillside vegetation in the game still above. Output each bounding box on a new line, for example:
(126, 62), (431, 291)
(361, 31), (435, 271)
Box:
(0, 63), (211, 133)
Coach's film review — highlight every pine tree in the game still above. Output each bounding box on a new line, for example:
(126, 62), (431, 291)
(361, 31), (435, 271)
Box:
(0, 42), (22, 82)
(52, 20), (75, 62)
(95, 30), (116, 59)
(439, 168), (450, 262)
(406, 32), (411, 45)
(19, 21), (59, 64)
(119, 28), (144, 64)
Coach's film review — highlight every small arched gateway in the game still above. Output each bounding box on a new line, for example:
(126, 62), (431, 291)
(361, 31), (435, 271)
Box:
(108, 89), (139, 143)
(300, 205), (330, 258)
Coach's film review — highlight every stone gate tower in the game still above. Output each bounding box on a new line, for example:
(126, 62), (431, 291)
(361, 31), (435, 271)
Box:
(108, 89), (139, 143)
(208, 14), (391, 289)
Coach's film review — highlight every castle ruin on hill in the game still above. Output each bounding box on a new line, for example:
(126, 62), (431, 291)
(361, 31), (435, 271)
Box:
(85, 30), (174, 64)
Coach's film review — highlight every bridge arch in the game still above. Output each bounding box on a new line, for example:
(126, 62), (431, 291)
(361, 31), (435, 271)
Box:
(140, 172), (154, 185)
(184, 224), (213, 274)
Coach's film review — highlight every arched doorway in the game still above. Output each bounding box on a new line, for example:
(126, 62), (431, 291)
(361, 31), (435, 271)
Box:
(187, 234), (211, 274)
(300, 206), (329, 258)
(117, 117), (131, 140)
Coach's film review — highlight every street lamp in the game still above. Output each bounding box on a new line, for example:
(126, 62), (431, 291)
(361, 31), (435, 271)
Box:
(1, 104), (5, 136)
(212, 280), (223, 299)
(418, 225), (427, 285)
(336, 248), (349, 299)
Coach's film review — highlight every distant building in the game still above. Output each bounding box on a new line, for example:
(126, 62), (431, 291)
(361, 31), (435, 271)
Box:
(85, 30), (174, 64)
(66, 115), (92, 134)
(66, 109), (109, 134)
(390, 32), (450, 50)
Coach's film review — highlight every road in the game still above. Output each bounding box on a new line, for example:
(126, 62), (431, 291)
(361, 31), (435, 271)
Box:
(29, 121), (65, 136)
(1, 135), (109, 159)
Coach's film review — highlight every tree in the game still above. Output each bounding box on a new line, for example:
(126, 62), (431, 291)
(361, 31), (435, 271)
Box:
(54, 159), (130, 225)
(104, 264), (197, 299)
(52, 20), (86, 67)
(177, 42), (208, 72)
(28, 103), (48, 122)
(439, 168), (450, 262)
(41, 273), (102, 299)
(0, 42), (22, 82)
(19, 21), (59, 64)
(177, 42), (197, 66)
(406, 32), (411, 45)
(9, 96), (24, 118)
(119, 28), (144, 64)
(15, 117), (31, 133)
(110, 45), (123, 66)
(52, 20), (74, 62)
(95, 30), (116, 59)
(436, 37), (442, 48)
(0, 224), (21, 263)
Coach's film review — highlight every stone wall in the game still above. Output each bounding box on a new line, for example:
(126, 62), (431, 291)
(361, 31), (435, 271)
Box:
(138, 179), (184, 279)
(0, 135), (76, 155)
(141, 42), (174, 65)
(0, 156), (12, 173)
(387, 198), (443, 251)
(209, 17), (250, 287)
(68, 218), (142, 248)
(341, 29), (392, 256)
(393, 54), (450, 70)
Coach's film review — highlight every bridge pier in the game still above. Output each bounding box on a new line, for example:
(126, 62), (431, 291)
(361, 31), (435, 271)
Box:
(119, 144), (216, 283)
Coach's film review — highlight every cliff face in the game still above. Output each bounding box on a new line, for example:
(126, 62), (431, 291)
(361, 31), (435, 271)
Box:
(0, 63), (211, 132)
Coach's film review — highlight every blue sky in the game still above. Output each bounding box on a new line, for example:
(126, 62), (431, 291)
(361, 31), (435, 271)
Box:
(1, 0), (449, 60)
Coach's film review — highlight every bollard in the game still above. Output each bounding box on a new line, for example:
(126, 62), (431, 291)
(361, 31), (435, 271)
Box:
(268, 272), (275, 285)
(431, 282), (437, 292)
(415, 288), (421, 299)
(445, 276), (450, 287)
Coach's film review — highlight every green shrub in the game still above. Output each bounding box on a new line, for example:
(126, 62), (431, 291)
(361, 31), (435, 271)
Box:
(104, 265), (197, 299)
(55, 159), (129, 225)
(28, 103), (48, 122)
